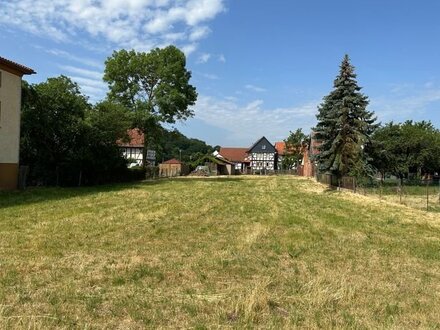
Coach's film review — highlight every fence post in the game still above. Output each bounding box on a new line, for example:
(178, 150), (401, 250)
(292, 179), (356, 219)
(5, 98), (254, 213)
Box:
(426, 179), (429, 211)
(399, 180), (402, 204)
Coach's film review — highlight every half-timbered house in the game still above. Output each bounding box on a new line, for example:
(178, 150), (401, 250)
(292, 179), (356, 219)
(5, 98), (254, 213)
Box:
(247, 136), (277, 173)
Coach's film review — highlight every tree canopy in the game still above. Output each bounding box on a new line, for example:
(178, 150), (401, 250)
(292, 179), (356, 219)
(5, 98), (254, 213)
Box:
(314, 55), (377, 179)
(282, 128), (308, 169)
(150, 128), (215, 164)
(20, 76), (133, 185)
(368, 121), (440, 179)
(103, 46), (197, 165)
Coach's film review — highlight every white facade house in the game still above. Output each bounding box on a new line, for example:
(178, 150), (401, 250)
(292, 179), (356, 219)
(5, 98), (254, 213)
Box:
(0, 57), (35, 189)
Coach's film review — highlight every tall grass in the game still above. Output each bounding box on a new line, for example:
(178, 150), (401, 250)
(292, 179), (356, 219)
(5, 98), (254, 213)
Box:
(1, 176), (439, 328)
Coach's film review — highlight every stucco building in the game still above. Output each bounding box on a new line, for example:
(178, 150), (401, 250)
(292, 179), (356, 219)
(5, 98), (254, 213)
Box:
(0, 56), (35, 190)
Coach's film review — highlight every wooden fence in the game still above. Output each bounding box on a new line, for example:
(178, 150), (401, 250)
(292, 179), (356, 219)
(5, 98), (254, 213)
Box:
(316, 173), (356, 190)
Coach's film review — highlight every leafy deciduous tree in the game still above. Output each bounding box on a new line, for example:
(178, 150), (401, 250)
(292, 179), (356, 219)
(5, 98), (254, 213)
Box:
(282, 128), (308, 169)
(21, 77), (133, 185)
(368, 121), (440, 180)
(103, 45), (198, 166)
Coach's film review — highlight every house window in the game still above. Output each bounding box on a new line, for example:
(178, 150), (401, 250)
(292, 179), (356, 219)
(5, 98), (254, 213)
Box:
(262, 145), (266, 150)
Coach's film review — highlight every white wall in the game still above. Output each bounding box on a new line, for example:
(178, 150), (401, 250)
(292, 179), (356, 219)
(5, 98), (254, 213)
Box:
(250, 152), (275, 170)
(0, 69), (21, 164)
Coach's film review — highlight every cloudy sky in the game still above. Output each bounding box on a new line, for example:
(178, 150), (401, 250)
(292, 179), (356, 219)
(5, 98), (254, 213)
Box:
(1, 0), (440, 146)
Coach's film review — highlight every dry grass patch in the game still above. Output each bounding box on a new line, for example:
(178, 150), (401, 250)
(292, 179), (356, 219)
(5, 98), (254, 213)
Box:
(1, 176), (440, 328)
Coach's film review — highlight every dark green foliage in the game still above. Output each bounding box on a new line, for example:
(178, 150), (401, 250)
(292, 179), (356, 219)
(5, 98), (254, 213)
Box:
(103, 46), (198, 166)
(314, 55), (377, 179)
(283, 128), (308, 169)
(368, 121), (440, 179)
(20, 77), (90, 184)
(153, 128), (215, 163)
(20, 77), (136, 186)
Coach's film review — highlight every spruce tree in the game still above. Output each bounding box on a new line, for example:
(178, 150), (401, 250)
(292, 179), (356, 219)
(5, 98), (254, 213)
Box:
(314, 55), (377, 180)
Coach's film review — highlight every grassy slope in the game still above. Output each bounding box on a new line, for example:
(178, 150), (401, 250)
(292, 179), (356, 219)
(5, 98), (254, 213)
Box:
(0, 176), (439, 329)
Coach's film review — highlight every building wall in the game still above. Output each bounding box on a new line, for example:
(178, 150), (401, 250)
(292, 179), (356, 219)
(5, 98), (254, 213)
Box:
(121, 147), (143, 161)
(300, 150), (316, 177)
(0, 69), (22, 189)
(250, 152), (275, 171)
(159, 164), (184, 177)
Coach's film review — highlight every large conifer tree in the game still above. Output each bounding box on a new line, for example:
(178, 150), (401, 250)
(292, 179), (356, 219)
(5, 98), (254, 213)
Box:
(314, 55), (377, 179)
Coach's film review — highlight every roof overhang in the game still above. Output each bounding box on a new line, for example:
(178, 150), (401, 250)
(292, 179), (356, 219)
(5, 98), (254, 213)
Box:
(0, 56), (36, 77)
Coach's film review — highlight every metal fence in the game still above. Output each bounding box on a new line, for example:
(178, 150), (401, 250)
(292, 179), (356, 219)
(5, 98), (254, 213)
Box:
(317, 174), (440, 212)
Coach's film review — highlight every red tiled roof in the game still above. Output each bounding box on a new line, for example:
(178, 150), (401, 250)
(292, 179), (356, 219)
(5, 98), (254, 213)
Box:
(163, 158), (182, 165)
(117, 129), (144, 147)
(0, 56), (36, 75)
(219, 147), (250, 163)
(274, 141), (286, 155)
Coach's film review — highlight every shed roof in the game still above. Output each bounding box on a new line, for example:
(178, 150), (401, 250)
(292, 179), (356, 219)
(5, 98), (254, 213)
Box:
(163, 158), (182, 165)
(0, 56), (36, 76)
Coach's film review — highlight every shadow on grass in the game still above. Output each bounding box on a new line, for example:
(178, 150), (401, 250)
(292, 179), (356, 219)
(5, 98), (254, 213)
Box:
(0, 179), (167, 210)
(0, 176), (247, 210)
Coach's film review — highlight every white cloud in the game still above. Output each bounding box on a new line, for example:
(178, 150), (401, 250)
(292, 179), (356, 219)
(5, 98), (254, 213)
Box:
(370, 83), (440, 121)
(197, 53), (211, 64)
(189, 26), (211, 41)
(181, 43), (198, 56)
(45, 49), (103, 69)
(245, 84), (267, 92)
(57, 65), (106, 102)
(218, 54), (226, 63)
(196, 72), (219, 80)
(69, 76), (106, 89)
(0, 0), (225, 53)
(59, 65), (103, 80)
(193, 95), (318, 145)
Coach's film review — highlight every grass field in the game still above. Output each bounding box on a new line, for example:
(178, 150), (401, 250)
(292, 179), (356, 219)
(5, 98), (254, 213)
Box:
(1, 176), (440, 328)
(358, 183), (440, 213)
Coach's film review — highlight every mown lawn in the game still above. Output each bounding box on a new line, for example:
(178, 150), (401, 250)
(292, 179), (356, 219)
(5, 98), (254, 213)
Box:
(1, 176), (440, 328)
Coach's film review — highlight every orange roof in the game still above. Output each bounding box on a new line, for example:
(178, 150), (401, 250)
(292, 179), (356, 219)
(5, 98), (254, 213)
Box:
(219, 147), (250, 162)
(274, 141), (286, 155)
(0, 56), (36, 76)
(117, 129), (144, 147)
(163, 158), (182, 165)
(275, 141), (309, 155)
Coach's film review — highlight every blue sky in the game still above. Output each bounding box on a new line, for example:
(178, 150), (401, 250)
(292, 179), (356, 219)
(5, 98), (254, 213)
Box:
(1, 0), (440, 146)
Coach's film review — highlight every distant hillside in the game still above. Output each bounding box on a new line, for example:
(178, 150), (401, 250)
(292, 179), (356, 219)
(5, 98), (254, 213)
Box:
(155, 129), (217, 163)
